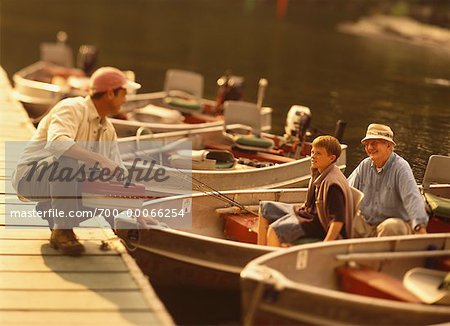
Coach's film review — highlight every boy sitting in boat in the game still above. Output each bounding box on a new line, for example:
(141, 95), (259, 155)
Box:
(257, 135), (354, 246)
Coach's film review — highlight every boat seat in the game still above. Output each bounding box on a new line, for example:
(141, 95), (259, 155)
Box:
(351, 187), (364, 213)
(40, 43), (73, 67)
(350, 186), (365, 234)
(422, 155), (450, 232)
(163, 91), (202, 111)
(164, 69), (203, 97)
(163, 69), (204, 110)
(222, 213), (258, 244)
(163, 69), (204, 111)
(422, 155), (450, 192)
(169, 149), (236, 170)
(223, 101), (275, 151)
(336, 266), (421, 303)
(424, 193), (450, 220)
(403, 268), (450, 305)
(230, 134), (274, 151)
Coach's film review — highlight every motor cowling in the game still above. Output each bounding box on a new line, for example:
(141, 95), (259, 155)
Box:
(284, 105), (312, 142)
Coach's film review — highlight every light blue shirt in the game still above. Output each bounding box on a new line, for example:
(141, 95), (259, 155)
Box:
(348, 152), (428, 229)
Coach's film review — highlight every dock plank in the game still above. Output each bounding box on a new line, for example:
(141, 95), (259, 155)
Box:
(0, 227), (111, 240)
(0, 272), (139, 290)
(0, 212), (115, 229)
(0, 239), (119, 255)
(0, 219), (48, 227)
(0, 181), (17, 194)
(0, 290), (151, 310)
(0, 311), (162, 325)
(0, 194), (31, 203)
(0, 255), (129, 272)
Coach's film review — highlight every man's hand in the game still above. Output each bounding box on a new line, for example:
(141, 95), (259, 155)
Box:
(415, 226), (427, 235)
(97, 155), (121, 174)
(136, 215), (167, 230)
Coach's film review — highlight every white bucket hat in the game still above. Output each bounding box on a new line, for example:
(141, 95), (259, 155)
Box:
(361, 123), (396, 145)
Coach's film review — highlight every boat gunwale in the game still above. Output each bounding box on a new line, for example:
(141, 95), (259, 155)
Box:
(13, 60), (70, 93)
(118, 188), (310, 250)
(243, 233), (450, 267)
(241, 234), (450, 314)
(118, 124), (347, 175)
(110, 116), (223, 132)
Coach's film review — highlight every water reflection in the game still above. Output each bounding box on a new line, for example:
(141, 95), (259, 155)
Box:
(0, 0), (449, 181)
(276, 0), (289, 20)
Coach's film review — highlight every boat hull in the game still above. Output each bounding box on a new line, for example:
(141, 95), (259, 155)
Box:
(118, 127), (347, 195)
(115, 188), (308, 290)
(240, 234), (450, 325)
(111, 92), (229, 137)
(12, 61), (82, 119)
(111, 93), (272, 137)
(120, 229), (265, 291)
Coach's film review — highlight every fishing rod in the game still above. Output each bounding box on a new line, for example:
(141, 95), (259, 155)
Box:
(126, 149), (259, 216)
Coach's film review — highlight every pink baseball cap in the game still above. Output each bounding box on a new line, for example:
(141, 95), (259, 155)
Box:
(89, 66), (141, 94)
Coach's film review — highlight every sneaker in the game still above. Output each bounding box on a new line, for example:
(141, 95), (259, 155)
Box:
(49, 229), (85, 256)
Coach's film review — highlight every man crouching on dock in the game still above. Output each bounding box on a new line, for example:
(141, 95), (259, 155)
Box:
(12, 67), (141, 256)
(258, 136), (354, 246)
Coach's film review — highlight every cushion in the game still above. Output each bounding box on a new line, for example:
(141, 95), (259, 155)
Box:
(164, 96), (201, 110)
(205, 150), (236, 169)
(234, 134), (274, 149)
(425, 192), (450, 219)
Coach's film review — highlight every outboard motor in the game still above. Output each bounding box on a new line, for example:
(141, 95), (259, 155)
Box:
(77, 45), (98, 76)
(284, 105), (312, 143)
(216, 73), (244, 112)
(334, 120), (347, 143)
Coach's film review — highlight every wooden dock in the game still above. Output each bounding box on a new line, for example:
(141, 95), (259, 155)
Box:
(0, 67), (173, 325)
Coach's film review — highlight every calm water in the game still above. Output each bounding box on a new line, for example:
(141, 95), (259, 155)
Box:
(1, 1), (449, 324)
(1, 0), (449, 180)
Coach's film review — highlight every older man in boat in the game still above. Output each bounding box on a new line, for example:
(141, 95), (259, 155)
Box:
(12, 67), (141, 256)
(258, 135), (354, 246)
(348, 123), (429, 237)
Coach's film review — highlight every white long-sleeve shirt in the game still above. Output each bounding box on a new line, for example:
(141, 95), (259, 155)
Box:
(12, 96), (126, 191)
